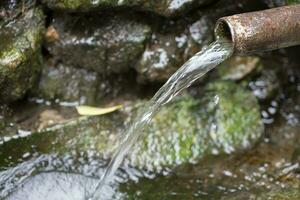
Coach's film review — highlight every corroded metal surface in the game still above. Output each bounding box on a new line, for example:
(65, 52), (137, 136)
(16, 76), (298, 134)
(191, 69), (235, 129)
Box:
(215, 5), (300, 55)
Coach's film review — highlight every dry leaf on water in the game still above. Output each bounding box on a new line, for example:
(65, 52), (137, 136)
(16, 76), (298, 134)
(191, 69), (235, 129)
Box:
(76, 105), (123, 116)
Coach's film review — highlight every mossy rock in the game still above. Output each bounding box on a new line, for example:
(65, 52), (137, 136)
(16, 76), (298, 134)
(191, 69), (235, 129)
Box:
(0, 8), (45, 103)
(0, 81), (263, 171)
(128, 82), (262, 170)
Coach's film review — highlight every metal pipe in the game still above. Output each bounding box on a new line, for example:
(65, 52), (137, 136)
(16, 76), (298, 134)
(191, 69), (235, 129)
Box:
(214, 5), (300, 55)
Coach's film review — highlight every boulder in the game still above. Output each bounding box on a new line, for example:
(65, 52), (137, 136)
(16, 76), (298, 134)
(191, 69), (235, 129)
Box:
(0, 8), (45, 102)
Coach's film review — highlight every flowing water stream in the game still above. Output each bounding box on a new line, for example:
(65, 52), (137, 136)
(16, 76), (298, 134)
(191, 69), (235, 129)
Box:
(90, 38), (233, 199)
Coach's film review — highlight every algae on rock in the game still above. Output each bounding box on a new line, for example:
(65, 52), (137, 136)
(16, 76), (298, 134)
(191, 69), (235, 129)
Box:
(0, 8), (45, 103)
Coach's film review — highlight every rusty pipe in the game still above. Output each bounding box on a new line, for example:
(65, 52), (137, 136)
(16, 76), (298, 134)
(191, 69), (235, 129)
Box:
(214, 5), (300, 55)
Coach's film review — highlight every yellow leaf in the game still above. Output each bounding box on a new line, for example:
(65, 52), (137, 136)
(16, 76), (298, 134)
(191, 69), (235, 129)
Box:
(76, 105), (123, 116)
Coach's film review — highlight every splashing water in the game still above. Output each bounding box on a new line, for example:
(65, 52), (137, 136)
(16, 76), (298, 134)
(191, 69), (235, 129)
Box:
(89, 38), (233, 199)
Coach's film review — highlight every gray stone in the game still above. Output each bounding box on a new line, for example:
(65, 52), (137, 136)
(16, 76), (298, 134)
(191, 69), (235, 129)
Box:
(246, 60), (281, 102)
(34, 59), (142, 105)
(45, 14), (151, 74)
(135, 16), (214, 82)
(36, 60), (98, 105)
(263, 0), (300, 7)
(218, 56), (261, 81)
(42, 0), (216, 17)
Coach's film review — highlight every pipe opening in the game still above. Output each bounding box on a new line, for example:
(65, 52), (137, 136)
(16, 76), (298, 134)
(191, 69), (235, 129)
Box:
(214, 19), (233, 42)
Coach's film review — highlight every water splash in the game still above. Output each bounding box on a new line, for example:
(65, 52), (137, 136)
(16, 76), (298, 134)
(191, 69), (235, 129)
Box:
(90, 38), (233, 199)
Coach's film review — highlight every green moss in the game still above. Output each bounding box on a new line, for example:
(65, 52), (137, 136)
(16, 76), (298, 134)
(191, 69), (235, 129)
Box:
(206, 81), (263, 153)
(286, 0), (300, 5)
(265, 189), (300, 200)
(0, 8), (45, 102)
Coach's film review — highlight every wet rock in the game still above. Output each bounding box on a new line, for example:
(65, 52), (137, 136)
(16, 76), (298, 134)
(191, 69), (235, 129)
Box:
(45, 14), (151, 74)
(0, 8), (45, 103)
(248, 69), (280, 102)
(36, 60), (98, 105)
(0, 81), (263, 171)
(0, 0), (30, 22)
(135, 33), (186, 82)
(95, 71), (142, 104)
(42, 0), (216, 17)
(218, 56), (261, 81)
(246, 62), (281, 102)
(34, 59), (143, 105)
(221, 56), (283, 104)
(132, 0), (264, 82)
(186, 16), (215, 57)
(135, 16), (214, 82)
